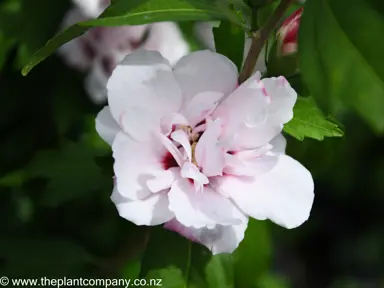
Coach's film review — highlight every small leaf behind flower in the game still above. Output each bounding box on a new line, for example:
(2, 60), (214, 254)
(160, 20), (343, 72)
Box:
(284, 96), (344, 141)
(214, 20), (245, 71)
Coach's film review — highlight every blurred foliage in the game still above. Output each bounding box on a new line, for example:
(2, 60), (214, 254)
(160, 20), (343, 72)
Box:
(299, 0), (384, 133)
(0, 0), (383, 287)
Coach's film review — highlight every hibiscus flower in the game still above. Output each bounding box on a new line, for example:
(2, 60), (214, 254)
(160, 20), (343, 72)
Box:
(96, 49), (314, 254)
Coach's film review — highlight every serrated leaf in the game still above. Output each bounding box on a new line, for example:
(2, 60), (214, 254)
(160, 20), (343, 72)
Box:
(299, 0), (384, 133)
(22, 0), (247, 76)
(214, 20), (245, 70)
(284, 97), (344, 141)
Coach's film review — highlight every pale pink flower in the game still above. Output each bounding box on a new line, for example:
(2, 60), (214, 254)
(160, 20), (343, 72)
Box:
(59, 0), (189, 103)
(96, 49), (314, 254)
(72, 0), (109, 18)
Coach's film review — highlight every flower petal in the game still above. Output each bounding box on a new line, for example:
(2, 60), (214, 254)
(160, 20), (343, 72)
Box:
(171, 129), (192, 162)
(164, 218), (248, 255)
(144, 22), (189, 65)
(168, 179), (243, 229)
(222, 152), (277, 177)
(182, 91), (223, 127)
(95, 106), (120, 146)
(181, 162), (208, 191)
(219, 75), (297, 150)
(270, 134), (287, 154)
(107, 50), (183, 141)
(146, 168), (179, 193)
(160, 113), (189, 136)
(173, 50), (238, 102)
(213, 154), (314, 229)
(195, 119), (226, 177)
(73, 0), (106, 17)
(213, 73), (270, 148)
(156, 132), (184, 167)
(112, 187), (174, 226)
(112, 131), (168, 200)
(262, 76), (297, 124)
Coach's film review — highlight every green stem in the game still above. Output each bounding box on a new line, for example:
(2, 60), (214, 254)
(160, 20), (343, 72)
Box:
(239, 0), (294, 84)
(184, 241), (192, 288)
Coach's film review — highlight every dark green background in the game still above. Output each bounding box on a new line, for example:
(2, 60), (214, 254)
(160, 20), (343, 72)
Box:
(0, 0), (383, 287)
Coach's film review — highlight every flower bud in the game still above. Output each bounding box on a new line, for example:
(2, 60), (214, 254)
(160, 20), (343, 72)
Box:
(277, 7), (303, 56)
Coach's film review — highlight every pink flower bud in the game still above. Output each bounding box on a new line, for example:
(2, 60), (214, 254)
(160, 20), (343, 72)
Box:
(277, 7), (303, 56)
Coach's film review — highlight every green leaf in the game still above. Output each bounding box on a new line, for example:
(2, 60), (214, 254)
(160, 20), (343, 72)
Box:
(0, 31), (15, 70)
(141, 227), (211, 288)
(205, 254), (234, 288)
(0, 170), (24, 187)
(26, 141), (111, 206)
(146, 266), (186, 288)
(214, 20), (245, 70)
(255, 273), (290, 288)
(93, 0), (244, 26)
(299, 0), (384, 133)
(284, 97), (344, 141)
(121, 258), (142, 279)
(141, 227), (239, 288)
(0, 0), (69, 66)
(22, 0), (247, 76)
(0, 238), (94, 277)
(233, 220), (271, 288)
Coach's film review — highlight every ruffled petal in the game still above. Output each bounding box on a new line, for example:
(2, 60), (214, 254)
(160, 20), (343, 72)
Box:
(107, 50), (183, 141)
(171, 129), (192, 162)
(213, 154), (314, 229)
(146, 168), (179, 193)
(160, 113), (189, 136)
(173, 50), (238, 103)
(112, 187), (174, 226)
(222, 152), (277, 177)
(168, 179), (243, 229)
(112, 131), (169, 200)
(213, 72), (271, 149)
(164, 218), (248, 255)
(180, 162), (208, 191)
(231, 76), (297, 149)
(195, 119), (226, 177)
(182, 91), (223, 127)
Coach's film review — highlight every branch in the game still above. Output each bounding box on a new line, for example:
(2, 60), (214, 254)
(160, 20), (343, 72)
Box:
(239, 0), (294, 84)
